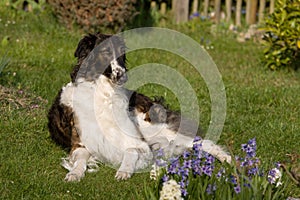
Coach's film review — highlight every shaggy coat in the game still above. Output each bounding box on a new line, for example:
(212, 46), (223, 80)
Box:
(47, 33), (231, 181)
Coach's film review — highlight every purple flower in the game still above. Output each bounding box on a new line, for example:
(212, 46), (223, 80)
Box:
(243, 183), (251, 188)
(248, 166), (259, 176)
(156, 159), (167, 167)
(216, 168), (225, 178)
(181, 188), (188, 197)
(182, 150), (190, 159)
(202, 165), (213, 176)
(241, 138), (257, 158)
(183, 160), (192, 169)
(167, 157), (180, 174)
(179, 180), (186, 188)
(206, 183), (217, 194)
(155, 148), (164, 157)
(192, 160), (202, 175)
(230, 175), (237, 185)
(179, 166), (189, 178)
(193, 136), (202, 142)
(241, 160), (248, 167)
(193, 142), (202, 153)
(234, 185), (241, 194)
(204, 153), (215, 165)
(167, 164), (178, 174)
(162, 174), (169, 182)
(248, 138), (256, 146)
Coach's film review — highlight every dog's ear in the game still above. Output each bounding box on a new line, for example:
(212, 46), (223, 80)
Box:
(74, 34), (98, 59)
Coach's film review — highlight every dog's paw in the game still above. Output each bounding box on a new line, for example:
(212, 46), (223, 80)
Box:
(64, 172), (83, 182)
(115, 171), (132, 180)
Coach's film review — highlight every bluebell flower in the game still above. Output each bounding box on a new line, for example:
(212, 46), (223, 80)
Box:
(193, 142), (202, 153)
(241, 138), (257, 158)
(183, 160), (192, 169)
(202, 165), (213, 176)
(243, 183), (251, 188)
(179, 166), (189, 178)
(182, 150), (190, 159)
(216, 168), (225, 178)
(248, 166), (259, 176)
(167, 156), (180, 174)
(167, 164), (178, 175)
(179, 180), (186, 188)
(162, 174), (169, 182)
(206, 183), (217, 194)
(248, 138), (256, 146)
(193, 136), (202, 142)
(181, 188), (188, 197)
(234, 185), (241, 194)
(230, 175), (237, 185)
(155, 148), (164, 158)
(156, 158), (167, 167)
(204, 153), (215, 165)
(241, 160), (248, 167)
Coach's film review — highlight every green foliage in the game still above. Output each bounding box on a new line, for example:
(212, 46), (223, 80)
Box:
(262, 0), (300, 70)
(0, 55), (10, 75)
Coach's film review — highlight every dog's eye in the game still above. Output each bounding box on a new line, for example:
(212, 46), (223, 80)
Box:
(100, 48), (111, 54)
(120, 46), (126, 53)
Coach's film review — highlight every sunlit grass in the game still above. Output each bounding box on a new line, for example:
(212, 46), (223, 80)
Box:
(0, 4), (299, 199)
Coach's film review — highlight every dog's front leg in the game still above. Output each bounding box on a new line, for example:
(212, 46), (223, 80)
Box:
(64, 147), (91, 182)
(115, 148), (140, 180)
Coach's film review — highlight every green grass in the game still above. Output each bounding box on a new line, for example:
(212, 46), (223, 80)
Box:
(0, 5), (300, 199)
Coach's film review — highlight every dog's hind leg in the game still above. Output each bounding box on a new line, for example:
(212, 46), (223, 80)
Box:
(199, 140), (232, 164)
(63, 147), (91, 182)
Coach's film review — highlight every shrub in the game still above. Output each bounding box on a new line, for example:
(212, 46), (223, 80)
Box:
(262, 0), (300, 70)
(47, 0), (137, 33)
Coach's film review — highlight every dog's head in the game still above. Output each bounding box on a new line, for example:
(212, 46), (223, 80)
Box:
(71, 33), (127, 85)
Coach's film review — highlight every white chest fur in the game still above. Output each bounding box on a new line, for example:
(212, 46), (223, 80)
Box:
(60, 76), (151, 167)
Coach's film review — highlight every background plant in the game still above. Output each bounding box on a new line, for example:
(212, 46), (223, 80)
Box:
(47, 0), (137, 33)
(262, 0), (300, 70)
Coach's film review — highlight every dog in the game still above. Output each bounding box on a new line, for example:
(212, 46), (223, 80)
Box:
(47, 33), (231, 182)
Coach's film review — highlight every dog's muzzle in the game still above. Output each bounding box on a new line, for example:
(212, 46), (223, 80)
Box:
(110, 60), (127, 85)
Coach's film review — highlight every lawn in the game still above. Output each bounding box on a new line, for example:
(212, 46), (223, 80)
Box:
(0, 4), (299, 199)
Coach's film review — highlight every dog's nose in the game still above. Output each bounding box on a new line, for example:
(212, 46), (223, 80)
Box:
(118, 73), (128, 85)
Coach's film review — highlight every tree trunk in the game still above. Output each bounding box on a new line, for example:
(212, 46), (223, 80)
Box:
(214, 0), (221, 23)
(245, 0), (251, 25)
(236, 0), (242, 26)
(203, 0), (209, 17)
(249, 0), (258, 24)
(160, 2), (167, 15)
(192, 0), (199, 14)
(226, 0), (232, 22)
(172, 0), (176, 13)
(174, 0), (189, 24)
(258, 0), (266, 23)
(270, 0), (275, 14)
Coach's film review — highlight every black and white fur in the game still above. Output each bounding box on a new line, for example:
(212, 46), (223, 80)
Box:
(48, 33), (231, 182)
